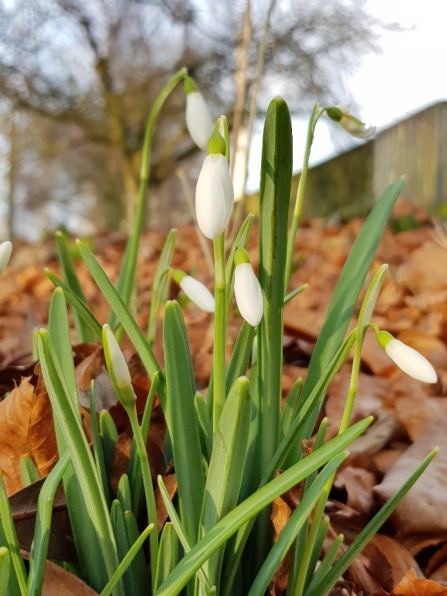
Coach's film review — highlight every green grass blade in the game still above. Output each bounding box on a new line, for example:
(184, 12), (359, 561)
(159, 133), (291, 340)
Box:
(0, 475), (27, 596)
(163, 301), (205, 544)
(56, 231), (95, 342)
(247, 453), (347, 596)
(90, 385), (111, 506)
(28, 452), (70, 596)
(124, 510), (148, 596)
(100, 410), (119, 480)
(0, 547), (10, 596)
(304, 533), (344, 596)
(117, 475), (132, 516)
(195, 392), (213, 464)
(99, 525), (154, 596)
(312, 447), (438, 596)
(297, 179), (404, 444)
(38, 330), (123, 594)
(147, 229), (177, 345)
(111, 500), (134, 595)
(154, 417), (372, 596)
(19, 455), (40, 487)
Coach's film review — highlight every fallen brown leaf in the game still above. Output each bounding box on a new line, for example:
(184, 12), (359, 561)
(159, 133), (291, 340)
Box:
(392, 568), (447, 595)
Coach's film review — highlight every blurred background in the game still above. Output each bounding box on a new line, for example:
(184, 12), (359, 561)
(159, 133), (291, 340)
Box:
(0, 0), (445, 241)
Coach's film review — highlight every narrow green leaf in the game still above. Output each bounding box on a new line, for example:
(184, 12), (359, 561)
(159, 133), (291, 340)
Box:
(28, 452), (70, 596)
(19, 455), (40, 487)
(280, 379), (303, 439)
(195, 392), (213, 464)
(111, 500), (134, 595)
(199, 377), (251, 586)
(247, 453), (347, 596)
(155, 417), (372, 596)
(45, 268), (103, 339)
(163, 301), (205, 544)
(0, 475), (27, 596)
(100, 410), (119, 480)
(304, 533), (344, 596)
(90, 384), (111, 506)
(298, 179), (404, 443)
(312, 447), (438, 596)
(154, 524), (179, 591)
(124, 510), (148, 596)
(148, 229), (177, 345)
(0, 547), (10, 596)
(56, 231), (95, 342)
(117, 475), (132, 516)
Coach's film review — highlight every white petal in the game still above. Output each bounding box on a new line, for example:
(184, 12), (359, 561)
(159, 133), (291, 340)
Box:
(0, 241), (12, 274)
(180, 276), (215, 312)
(195, 153), (234, 240)
(186, 92), (214, 151)
(234, 263), (263, 326)
(341, 116), (376, 139)
(385, 339), (437, 384)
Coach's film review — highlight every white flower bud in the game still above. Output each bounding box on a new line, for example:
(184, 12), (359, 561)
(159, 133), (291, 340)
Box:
(234, 262), (263, 327)
(102, 325), (136, 409)
(179, 275), (215, 313)
(195, 153), (234, 240)
(376, 330), (437, 384)
(186, 91), (214, 151)
(0, 241), (12, 274)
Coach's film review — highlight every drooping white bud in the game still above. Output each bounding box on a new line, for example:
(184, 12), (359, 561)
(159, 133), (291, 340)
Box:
(195, 152), (234, 240)
(102, 324), (136, 408)
(172, 269), (215, 313)
(376, 330), (437, 384)
(184, 77), (214, 151)
(233, 249), (263, 326)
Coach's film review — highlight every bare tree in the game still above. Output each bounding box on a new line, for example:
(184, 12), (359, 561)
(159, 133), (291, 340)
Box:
(0, 0), (387, 237)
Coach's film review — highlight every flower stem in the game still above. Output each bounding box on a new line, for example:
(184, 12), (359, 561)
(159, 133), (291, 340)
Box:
(285, 103), (324, 290)
(212, 232), (227, 431)
(110, 67), (187, 330)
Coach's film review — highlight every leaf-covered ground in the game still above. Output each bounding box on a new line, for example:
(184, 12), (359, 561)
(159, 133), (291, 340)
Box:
(1, 199), (447, 595)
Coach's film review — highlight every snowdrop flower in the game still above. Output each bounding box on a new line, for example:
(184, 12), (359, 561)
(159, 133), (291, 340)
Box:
(0, 241), (12, 274)
(233, 248), (263, 326)
(195, 134), (234, 240)
(326, 104), (375, 139)
(102, 324), (137, 408)
(376, 330), (437, 384)
(172, 269), (215, 313)
(184, 76), (214, 151)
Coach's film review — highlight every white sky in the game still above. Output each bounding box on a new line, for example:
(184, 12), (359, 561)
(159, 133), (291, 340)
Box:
(247, 0), (447, 191)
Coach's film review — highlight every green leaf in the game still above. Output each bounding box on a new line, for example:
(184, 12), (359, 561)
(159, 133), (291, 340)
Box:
(154, 524), (179, 591)
(0, 547), (10, 596)
(247, 453), (346, 596)
(297, 179), (404, 444)
(163, 301), (205, 545)
(56, 231), (95, 342)
(19, 455), (40, 487)
(155, 417), (372, 596)
(100, 410), (119, 480)
(148, 229), (177, 345)
(28, 452), (70, 596)
(0, 475), (27, 596)
(45, 268), (102, 339)
(311, 447), (438, 596)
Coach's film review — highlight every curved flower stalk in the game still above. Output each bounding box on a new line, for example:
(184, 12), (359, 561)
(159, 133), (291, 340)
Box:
(375, 329), (437, 383)
(195, 133), (234, 240)
(0, 241), (12, 275)
(233, 248), (263, 326)
(171, 269), (215, 313)
(184, 76), (214, 151)
(326, 104), (376, 139)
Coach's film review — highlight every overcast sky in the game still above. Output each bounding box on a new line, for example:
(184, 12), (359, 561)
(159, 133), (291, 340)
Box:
(248, 0), (447, 190)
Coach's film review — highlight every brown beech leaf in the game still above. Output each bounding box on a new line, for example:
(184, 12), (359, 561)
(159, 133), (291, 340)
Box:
(10, 479), (75, 560)
(0, 376), (58, 496)
(155, 473), (177, 532)
(392, 568), (447, 595)
(40, 560), (99, 595)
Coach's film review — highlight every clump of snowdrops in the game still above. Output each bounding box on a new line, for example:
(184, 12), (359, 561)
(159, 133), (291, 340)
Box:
(0, 68), (437, 596)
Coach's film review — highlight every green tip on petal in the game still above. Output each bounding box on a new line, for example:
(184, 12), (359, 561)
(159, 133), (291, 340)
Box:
(184, 76), (198, 95)
(234, 247), (250, 266)
(171, 268), (186, 284)
(376, 329), (393, 349)
(325, 106), (343, 122)
(207, 133), (226, 156)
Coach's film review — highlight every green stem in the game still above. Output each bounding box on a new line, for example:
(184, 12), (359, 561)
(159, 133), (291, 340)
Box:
(111, 67), (187, 328)
(285, 103), (324, 289)
(127, 407), (159, 593)
(212, 233), (227, 431)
